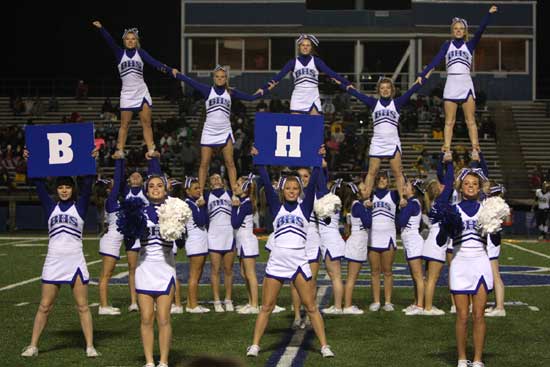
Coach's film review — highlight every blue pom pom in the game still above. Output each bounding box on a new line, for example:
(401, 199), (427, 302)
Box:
(116, 197), (147, 240)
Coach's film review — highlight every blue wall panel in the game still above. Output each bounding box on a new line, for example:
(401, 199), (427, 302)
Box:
(186, 3), (305, 25)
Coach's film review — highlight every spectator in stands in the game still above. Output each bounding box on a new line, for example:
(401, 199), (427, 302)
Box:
(13, 96), (25, 116)
(101, 97), (114, 120)
(31, 96), (45, 117)
(48, 96), (59, 112)
(181, 141), (198, 175)
(0, 166), (12, 190)
(481, 115), (496, 140)
(231, 98), (247, 118)
(69, 111), (82, 123)
(269, 95), (284, 113)
(323, 97), (335, 118)
(24, 97), (35, 115)
(75, 80), (89, 100)
(256, 99), (268, 112)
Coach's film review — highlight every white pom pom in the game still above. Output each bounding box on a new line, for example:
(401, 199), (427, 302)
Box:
(477, 196), (510, 236)
(156, 197), (192, 241)
(314, 193), (342, 219)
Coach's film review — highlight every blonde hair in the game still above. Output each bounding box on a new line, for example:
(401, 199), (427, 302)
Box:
(123, 31), (141, 49)
(376, 78), (396, 98)
(450, 20), (470, 41)
(212, 68), (231, 93)
(424, 179), (441, 210)
(278, 176), (302, 202)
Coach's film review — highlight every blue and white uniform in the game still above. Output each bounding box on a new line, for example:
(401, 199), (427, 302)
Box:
(124, 176), (151, 252)
(306, 196), (322, 263)
(184, 197), (209, 257)
(259, 166), (320, 281)
(232, 197), (259, 258)
(399, 198), (423, 261)
(420, 12), (493, 102)
(486, 231), (501, 260)
(99, 159), (125, 259)
(135, 205), (176, 295)
(173, 74), (261, 147)
(37, 176), (94, 285)
(369, 189), (398, 251)
(345, 80), (426, 158)
(317, 170), (345, 260)
(344, 200), (371, 263)
(264, 55), (350, 114)
(206, 188), (235, 253)
(98, 27), (172, 111)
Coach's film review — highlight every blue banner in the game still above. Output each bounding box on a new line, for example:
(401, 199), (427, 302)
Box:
(25, 122), (96, 178)
(253, 113), (323, 167)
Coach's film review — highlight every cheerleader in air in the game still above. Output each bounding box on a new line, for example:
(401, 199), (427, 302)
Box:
(93, 21), (172, 159)
(262, 34), (351, 115)
(398, 178), (426, 315)
(232, 174), (260, 314)
(170, 66), (263, 205)
(247, 146), (334, 358)
(339, 75), (429, 205)
(342, 182), (371, 314)
(436, 168), (495, 367)
(21, 149), (99, 358)
(418, 5), (498, 160)
(182, 177), (210, 313)
(121, 157), (175, 367)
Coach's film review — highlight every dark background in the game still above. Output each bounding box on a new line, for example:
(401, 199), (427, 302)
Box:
(5, 0), (549, 97)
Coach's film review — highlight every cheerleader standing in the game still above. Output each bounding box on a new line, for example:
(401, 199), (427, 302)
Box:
(419, 6), (498, 160)
(21, 150), (99, 358)
(437, 169), (496, 367)
(232, 175), (260, 314)
(262, 34), (350, 115)
(171, 67), (262, 203)
(533, 181), (550, 240)
(93, 21), (171, 158)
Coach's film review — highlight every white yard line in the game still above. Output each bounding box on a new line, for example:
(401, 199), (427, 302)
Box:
(15, 302), (30, 307)
(0, 238), (41, 247)
(503, 241), (550, 260)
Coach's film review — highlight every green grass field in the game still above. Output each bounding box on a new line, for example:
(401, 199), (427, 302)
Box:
(0, 236), (549, 367)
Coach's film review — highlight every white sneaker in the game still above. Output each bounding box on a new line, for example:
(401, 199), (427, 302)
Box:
(321, 305), (343, 314)
(128, 303), (139, 312)
(21, 346), (38, 357)
(238, 305), (259, 314)
(450, 305), (457, 314)
(405, 305), (424, 316)
(423, 307), (445, 316)
(143, 363), (155, 367)
(369, 302), (381, 312)
(271, 305), (286, 313)
(320, 345), (335, 358)
(224, 300), (234, 312)
(302, 316), (312, 330)
(157, 363), (169, 367)
(246, 344), (260, 357)
(235, 303), (250, 311)
(402, 304), (415, 313)
(170, 304), (184, 314)
(291, 319), (302, 330)
(213, 301), (225, 312)
(485, 308), (506, 317)
(343, 305), (364, 315)
(382, 303), (395, 312)
(98, 306), (121, 315)
(186, 305), (210, 313)
(472, 362), (485, 367)
(86, 346), (100, 358)
(457, 360), (469, 367)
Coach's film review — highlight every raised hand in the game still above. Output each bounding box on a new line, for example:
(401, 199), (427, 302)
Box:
(331, 78), (341, 85)
(92, 147), (99, 159)
(172, 69), (179, 78)
(92, 21), (102, 28)
(250, 146), (259, 156)
(489, 5), (498, 13)
(267, 80), (278, 90)
(23, 148), (29, 161)
(318, 144), (326, 157)
(254, 88), (264, 96)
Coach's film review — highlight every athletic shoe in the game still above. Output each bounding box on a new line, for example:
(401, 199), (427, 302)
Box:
(369, 302), (381, 312)
(321, 305), (343, 314)
(402, 304), (415, 313)
(457, 360), (469, 367)
(423, 307), (445, 316)
(472, 362), (485, 367)
(538, 235), (544, 241)
(320, 345), (335, 358)
(291, 319), (302, 330)
(214, 301), (225, 313)
(343, 305), (364, 315)
(224, 300), (234, 312)
(98, 306), (121, 315)
(235, 303), (250, 311)
(170, 304), (184, 314)
(86, 346), (100, 358)
(485, 308), (506, 317)
(128, 303), (139, 312)
(186, 306), (210, 314)
(271, 305), (286, 313)
(238, 305), (259, 314)
(302, 316), (312, 330)
(405, 305), (424, 316)
(246, 344), (260, 357)
(21, 346), (38, 357)
(143, 364), (155, 367)
(450, 305), (457, 314)
(382, 303), (395, 312)
(156, 363), (168, 367)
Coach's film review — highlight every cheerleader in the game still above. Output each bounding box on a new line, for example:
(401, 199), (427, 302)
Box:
(125, 158), (175, 367)
(21, 149), (99, 358)
(181, 177), (210, 313)
(368, 171), (399, 312)
(418, 5), (498, 160)
(93, 21), (171, 158)
(262, 34), (351, 115)
(340, 76), (428, 205)
(318, 174), (345, 315)
(437, 169), (495, 367)
(533, 181), (550, 240)
(422, 155), (454, 316)
(247, 147), (334, 358)
(171, 66), (263, 203)
(343, 182), (371, 314)
(205, 173), (236, 312)
(97, 157), (125, 315)
(232, 174), (260, 314)
(398, 178), (426, 316)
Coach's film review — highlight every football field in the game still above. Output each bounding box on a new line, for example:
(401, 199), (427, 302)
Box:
(1, 235), (549, 366)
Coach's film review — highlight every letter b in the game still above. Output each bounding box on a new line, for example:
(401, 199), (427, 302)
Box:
(275, 125), (302, 158)
(47, 133), (74, 164)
